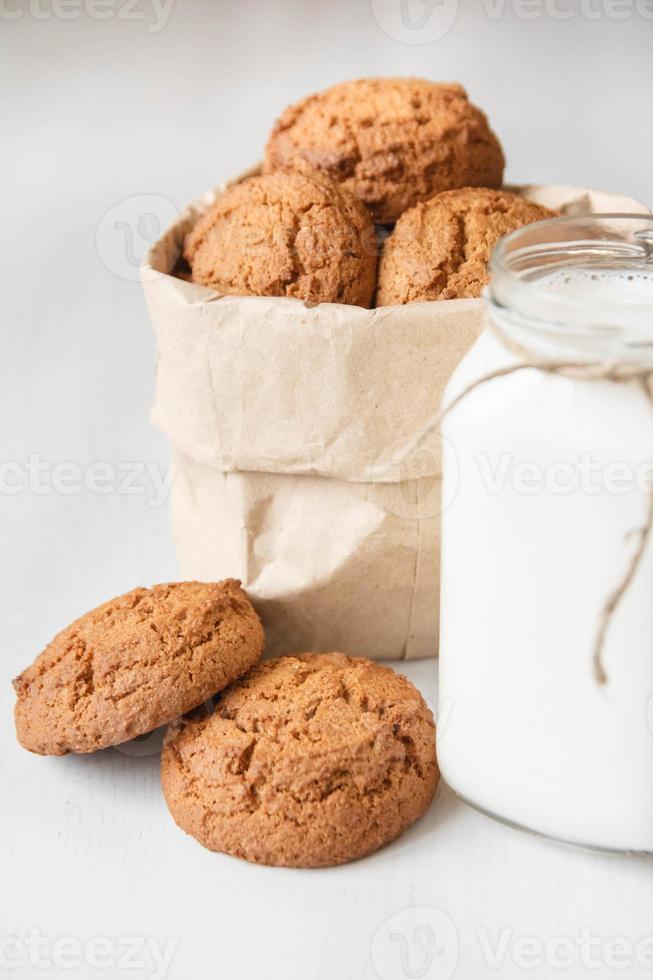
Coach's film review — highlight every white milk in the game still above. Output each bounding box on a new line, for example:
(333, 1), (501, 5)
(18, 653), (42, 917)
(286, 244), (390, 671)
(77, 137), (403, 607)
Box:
(438, 265), (653, 852)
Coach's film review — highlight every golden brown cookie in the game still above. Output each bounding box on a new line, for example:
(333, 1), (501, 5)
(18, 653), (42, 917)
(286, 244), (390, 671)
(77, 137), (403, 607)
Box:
(13, 580), (264, 756)
(183, 167), (377, 307)
(161, 653), (438, 867)
(376, 187), (556, 304)
(264, 78), (505, 224)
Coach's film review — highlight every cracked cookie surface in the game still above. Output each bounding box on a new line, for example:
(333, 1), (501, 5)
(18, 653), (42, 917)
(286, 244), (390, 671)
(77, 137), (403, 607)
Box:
(183, 166), (377, 307)
(264, 77), (505, 224)
(376, 187), (556, 304)
(161, 653), (438, 867)
(13, 580), (264, 756)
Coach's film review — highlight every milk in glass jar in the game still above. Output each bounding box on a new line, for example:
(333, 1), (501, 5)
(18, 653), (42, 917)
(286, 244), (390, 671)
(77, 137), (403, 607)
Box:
(438, 214), (653, 853)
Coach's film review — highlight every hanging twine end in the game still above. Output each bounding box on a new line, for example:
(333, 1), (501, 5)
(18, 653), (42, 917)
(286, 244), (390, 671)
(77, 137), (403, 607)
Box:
(592, 648), (608, 686)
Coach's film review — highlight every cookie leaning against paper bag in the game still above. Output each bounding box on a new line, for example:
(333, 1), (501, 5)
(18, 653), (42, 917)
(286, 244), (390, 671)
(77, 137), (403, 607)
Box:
(13, 579), (264, 755)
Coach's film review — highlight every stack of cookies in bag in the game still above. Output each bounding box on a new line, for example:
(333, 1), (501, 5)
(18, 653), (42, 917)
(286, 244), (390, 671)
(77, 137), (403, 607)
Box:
(183, 77), (555, 307)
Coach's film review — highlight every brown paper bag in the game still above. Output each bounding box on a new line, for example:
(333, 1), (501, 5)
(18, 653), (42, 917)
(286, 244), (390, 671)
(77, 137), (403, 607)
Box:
(142, 179), (648, 661)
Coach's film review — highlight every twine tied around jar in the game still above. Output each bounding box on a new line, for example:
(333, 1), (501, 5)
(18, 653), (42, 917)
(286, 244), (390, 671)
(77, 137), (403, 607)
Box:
(438, 316), (653, 685)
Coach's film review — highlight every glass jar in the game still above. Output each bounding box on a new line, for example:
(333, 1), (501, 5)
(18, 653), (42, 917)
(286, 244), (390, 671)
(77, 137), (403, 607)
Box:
(438, 214), (653, 854)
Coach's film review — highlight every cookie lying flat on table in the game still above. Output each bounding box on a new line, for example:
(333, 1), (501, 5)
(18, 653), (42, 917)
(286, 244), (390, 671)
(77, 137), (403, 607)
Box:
(161, 653), (438, 868)
(13, 580), (264, 756)
(183, 166), (377, 308)
(264, 77), (505, 224)
(376, 187), (556, 304)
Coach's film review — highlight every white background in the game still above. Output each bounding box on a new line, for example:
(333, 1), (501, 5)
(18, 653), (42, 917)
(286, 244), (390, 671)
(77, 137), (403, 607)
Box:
(2, 1), (653, 978)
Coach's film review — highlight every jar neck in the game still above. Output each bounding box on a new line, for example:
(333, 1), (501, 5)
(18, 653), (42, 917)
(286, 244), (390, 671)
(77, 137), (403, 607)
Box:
(488, 215), (653, 369)
(487, 287), (653, 369)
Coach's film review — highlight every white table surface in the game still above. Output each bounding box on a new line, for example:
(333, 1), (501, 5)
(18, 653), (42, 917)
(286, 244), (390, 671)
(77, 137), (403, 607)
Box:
(3, 5), (653, 979)
(3, 656), (653, 980)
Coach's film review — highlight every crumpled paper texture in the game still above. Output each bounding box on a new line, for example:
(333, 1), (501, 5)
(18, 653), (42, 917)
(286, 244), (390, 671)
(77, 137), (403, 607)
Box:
(143, 179), (648, 660)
